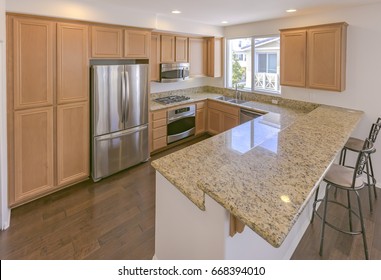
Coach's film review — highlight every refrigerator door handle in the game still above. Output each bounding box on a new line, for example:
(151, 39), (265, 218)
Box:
(124, 71), (130, 124)
(121, 70), (126, 123)
(95, 124), (148, 141)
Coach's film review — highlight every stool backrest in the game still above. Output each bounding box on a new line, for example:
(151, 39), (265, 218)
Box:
(353, 138), (374, 186)
(368, 121), (381, 144)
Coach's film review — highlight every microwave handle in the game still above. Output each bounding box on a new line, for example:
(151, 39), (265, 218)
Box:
(182, 67), (185, 80)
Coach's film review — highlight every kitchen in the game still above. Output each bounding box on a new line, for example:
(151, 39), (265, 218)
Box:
(1, 0), (381, 262)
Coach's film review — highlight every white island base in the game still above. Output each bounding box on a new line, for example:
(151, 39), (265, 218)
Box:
(154, 171), (318, 260)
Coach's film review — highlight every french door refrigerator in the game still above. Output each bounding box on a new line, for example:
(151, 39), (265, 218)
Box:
(91, 64), (149, 182)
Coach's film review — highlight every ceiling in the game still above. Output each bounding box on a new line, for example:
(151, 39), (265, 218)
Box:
(84, 0), (381, 26)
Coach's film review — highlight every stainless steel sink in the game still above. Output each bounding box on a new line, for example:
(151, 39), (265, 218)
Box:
(216, 96), (233, 101)
(228, 99), (248, 104)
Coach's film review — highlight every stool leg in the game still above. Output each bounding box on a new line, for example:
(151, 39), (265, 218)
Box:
(366, 161), (373, 212)
(319, 184), (330, 257)
(311, 185), (320, 224)
(354, 190), (369, 260)
(347, 190), (353, 232)
(369, 156), (377, 199)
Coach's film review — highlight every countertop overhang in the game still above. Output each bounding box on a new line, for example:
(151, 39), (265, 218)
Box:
(151, 93), (363, 247)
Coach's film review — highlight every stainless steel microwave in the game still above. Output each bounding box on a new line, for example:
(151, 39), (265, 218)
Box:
(160, 63), (190, 82)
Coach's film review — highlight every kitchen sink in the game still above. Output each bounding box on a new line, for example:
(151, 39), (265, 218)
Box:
(228, 99), (248, 104)
(216, 96), (233, 101)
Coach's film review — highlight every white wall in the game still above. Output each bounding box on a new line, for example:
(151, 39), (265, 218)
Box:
(0, 0), (10, 229)
(224, 2), (381, 185)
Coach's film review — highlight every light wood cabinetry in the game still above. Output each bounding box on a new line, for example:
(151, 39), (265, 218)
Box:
(57, 23), (88, 103)
(150, 33), (160, 81)
(13, 17), (55, 110)
(207, 101), (239, 134)
(151, 110), (167, 152)
(91, 25), (123, 58)
(207, 37), (222, 78)
(124, 29), (150, 58)
(160, 35), (175, 63)
(280, 22), (347, 91)
(57, 102), (89, 187)
(175, 36), (188, 62)
(13, 107), (54, 202)
(189, 38), (207, 77)
(195, 101), (207, 135)
(8, 15), (89, 206)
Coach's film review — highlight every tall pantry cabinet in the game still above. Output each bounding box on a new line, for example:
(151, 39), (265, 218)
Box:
(7, 15), (89, 206)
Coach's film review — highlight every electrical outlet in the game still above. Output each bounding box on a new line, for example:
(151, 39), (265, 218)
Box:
(272, 99), (279, 105)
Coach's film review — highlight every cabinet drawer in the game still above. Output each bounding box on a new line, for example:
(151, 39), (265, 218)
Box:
(152, 137), (167, 151)
(152, 110), (167, 121)
(208, 101), (239, 116)
(196, 101), (206, 109)
(153, 126), (167, 139)
(153, 118), (166, 129)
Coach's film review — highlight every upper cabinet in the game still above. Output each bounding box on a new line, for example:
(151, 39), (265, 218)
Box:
(280, 22), (347, 92)
(124, 29), (150, 58)
(150, 33), (160, 81)
(175, 36), (188, 62)
(57, 23), (89, 104)
(160, 34), (175, 63)
(91, 26), (123, 58)
(189, 37), (207, 77)
(13, 17), (55, 109)
(206, 37), (222, 78)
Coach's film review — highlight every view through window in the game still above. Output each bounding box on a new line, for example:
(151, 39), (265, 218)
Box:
(227, 36), (280, 94)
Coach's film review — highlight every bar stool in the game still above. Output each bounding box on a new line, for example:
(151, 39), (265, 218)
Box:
(339, 118), (381, 211)
(311, 138), (375, 260)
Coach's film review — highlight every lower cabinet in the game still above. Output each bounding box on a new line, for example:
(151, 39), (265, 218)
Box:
(195, 101), (207, 135)
(151, 109), (167, 152)
(207, 101), (239, 134)
(13, 107), (54, 204)
(57, 102), (89, 187)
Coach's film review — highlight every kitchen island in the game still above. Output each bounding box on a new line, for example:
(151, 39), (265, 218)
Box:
(151, 98), (363, 259)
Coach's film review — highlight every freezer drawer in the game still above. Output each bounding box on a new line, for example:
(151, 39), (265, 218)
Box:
(92, 125), (149, 181)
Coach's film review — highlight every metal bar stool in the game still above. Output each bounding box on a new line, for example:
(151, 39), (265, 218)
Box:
(311, 138), (375, 260)
(339, 118), (381, 211)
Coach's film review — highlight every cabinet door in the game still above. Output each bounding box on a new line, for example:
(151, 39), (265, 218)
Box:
(207, 108), (221, 135)
(57, 23), (89, 104)
(13, 107), (54, 205)
(221, 113), (239, 132)
(189, 38), (207, 77)
(280, 29), (306, 87)
(57, 102), (89, 187)
(196, 108), (206, 135)
(150, 34), (160, 81)
(13, 17), (55, 110)
(124, 29), (150, 58)
(307, 24), (346, 91)
(207, 37), (222, 77)
(161, 35), (175, 63)
(91, 26), (123, 58)
(175, 36), (188, 62)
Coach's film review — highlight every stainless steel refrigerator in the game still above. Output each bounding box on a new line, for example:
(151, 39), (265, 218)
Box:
(91, 64), (149, 182)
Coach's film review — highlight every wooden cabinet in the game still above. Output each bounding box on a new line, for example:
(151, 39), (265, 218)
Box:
(175, 36), (188, 62)
(280, 22), (347, 91)
(57, 23), (88, 104)
(8, 15), (90, 206)
(160, 35), (175, 63)
(57, 102), (89, 187)
(207, 101), (239, 134)
(91, 26), (123, 58)
(189, 38), (207, 77)
(124, 29), (150, 58)
(151, 110), (167, 152)
(150, 33), (160, 81)
(207, 37), (222, 77)
(13, 107), (54, 203)
(195, 101), (207, 135)
(13, 17), (55, 110)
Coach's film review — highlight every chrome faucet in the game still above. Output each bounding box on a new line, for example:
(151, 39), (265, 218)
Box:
(235, 84), (242, 100)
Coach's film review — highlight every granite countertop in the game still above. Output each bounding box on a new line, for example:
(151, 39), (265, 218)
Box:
(151, 94), (363, 248)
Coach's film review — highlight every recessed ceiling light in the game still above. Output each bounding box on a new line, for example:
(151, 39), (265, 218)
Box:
(221, 21), (229, 24)
(286, 9), (297, 13)
(171, 10), (181, 14)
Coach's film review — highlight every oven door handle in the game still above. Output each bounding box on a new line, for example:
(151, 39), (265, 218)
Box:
(168, 112), (195, 123)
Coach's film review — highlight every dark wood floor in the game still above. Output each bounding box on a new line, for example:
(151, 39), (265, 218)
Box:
(0, 135), (380, 259)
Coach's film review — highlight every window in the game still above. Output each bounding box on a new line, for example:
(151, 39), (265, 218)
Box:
(226, 36), (280, 94)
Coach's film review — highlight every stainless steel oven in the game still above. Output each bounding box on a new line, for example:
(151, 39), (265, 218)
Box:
(167, 105), (195, 144)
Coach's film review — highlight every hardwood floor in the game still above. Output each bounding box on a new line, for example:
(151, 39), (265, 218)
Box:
(0, 134), (380, 259)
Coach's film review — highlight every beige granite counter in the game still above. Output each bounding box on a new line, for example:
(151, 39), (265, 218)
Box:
(151, 94), (363, 248)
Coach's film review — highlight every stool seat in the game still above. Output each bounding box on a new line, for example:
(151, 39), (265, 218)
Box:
(324, 164), (363, 189)
(344, 137), (364, 152)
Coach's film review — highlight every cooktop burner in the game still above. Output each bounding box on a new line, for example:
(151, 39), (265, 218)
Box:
(154, 95), (191, 105)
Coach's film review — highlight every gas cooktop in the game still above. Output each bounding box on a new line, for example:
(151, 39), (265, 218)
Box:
(153, 95), (191, 105)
